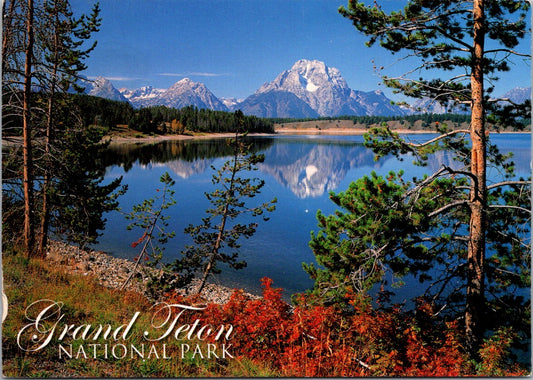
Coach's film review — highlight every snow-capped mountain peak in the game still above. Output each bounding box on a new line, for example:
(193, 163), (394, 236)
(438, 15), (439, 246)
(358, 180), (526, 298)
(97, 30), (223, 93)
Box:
(157, 78), (228, 111)
(257, 59), (348, 95)
(247, 59), (407, 117)
(84, 76), (129, 103)
(500, 87), (531, 104)
(117, 78), (228, 111)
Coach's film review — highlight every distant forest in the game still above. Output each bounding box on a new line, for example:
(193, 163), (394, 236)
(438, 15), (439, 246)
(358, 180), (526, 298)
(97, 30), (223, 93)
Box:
(73, 94), (275, 134)
(4, 93), (528, 137)
(2, 93), (274, 136)
(267, 114), (473, 125)
(270, 113), (531, 131)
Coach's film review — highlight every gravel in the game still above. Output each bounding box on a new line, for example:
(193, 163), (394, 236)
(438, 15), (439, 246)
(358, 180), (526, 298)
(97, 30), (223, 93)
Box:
(46, 240), (258, 304)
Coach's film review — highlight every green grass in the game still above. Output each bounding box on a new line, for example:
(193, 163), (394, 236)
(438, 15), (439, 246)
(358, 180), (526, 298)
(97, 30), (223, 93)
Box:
(2, 252), (277, 377)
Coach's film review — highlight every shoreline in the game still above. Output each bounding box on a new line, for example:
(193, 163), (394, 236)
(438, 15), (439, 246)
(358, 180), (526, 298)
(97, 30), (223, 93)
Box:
(101, 129), (533, 144)
(274, 127), (531, 135)
(102, 132), (275, 146)
(47, 240), (259, 304)
(102, 128), (531, 145)
(2, 129), (529, 147)
(105, 128), (531, 143)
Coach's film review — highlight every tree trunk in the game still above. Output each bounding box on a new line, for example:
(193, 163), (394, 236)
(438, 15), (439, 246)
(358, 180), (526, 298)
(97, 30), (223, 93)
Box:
(195, 134), (241, 295)
(38, 90), (54, 257)
(23, 0), (35, 257)
(465, 0), (486, 359)
(38, 3), (60, 258)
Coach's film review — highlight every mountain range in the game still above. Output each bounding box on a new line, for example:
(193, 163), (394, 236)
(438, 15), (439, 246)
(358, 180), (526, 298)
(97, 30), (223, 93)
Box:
(500, 87), (531, 104)
(84, 59), (530, 118)
(119, 78), (228, 111)
(84, 76), (129, 103)
(243, 59), (409, 117)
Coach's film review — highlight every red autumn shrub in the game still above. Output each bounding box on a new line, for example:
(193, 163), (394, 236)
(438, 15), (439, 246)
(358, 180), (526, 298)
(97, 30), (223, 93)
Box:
(200, 278), (292, 364)
(280, 302), (341, 376)
(195, 277), (525, 377)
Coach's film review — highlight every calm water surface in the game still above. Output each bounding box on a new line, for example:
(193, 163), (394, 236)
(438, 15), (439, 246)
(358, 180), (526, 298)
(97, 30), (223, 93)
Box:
(95, 134), (531, 298)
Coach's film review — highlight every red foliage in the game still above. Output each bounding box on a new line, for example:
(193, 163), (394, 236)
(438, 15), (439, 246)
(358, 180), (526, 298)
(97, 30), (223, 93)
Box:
(131, 232), (147, 248)
(201, 278), (291, 364)
(180, 278), (524, 377)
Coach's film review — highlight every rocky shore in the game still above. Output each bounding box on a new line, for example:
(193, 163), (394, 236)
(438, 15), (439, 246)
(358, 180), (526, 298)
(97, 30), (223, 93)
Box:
(47, 240), (258, 304)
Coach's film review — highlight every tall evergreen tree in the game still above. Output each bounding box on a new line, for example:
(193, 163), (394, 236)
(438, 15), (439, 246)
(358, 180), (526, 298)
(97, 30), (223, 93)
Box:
(2, 0), (124, 255)
(305, 0), (531, 359)
(22, 0), (36, 257)
(37, 0), (102, 256)
(171, 111), (277, 295)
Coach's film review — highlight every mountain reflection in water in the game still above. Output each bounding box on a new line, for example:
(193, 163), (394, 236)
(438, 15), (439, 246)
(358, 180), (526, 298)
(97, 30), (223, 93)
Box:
(97, 134), (531, 296)
(103, 136), (468, 199)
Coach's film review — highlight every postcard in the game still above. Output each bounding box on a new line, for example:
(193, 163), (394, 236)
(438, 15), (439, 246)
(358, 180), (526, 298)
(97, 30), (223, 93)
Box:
(2, 0), (531, 377)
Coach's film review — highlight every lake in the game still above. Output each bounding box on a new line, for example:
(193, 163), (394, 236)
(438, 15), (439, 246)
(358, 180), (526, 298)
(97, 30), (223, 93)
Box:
(95, 133), (531, 299)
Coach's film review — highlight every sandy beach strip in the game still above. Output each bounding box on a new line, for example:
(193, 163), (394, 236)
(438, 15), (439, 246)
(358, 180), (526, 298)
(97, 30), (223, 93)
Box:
(3, 128), (527, 147)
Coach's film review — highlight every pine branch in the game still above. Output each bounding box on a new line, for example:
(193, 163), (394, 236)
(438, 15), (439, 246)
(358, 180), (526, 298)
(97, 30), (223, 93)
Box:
(484, 48), (531, 57)
(488, 204), (531, 214)
(405, 130), (470, 148)
(487, 180), (531, 190)
(429, 200), (470, 217)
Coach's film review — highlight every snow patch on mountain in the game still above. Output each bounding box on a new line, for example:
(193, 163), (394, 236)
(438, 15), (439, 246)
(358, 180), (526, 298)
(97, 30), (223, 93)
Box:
(250, 59), (408, 117)
(120, 86), (166, 108)
(306, 81), (319, 92)
(220, 97), (243, 111)
(84, 77), (129, 102)
(119, 78), (228, 111)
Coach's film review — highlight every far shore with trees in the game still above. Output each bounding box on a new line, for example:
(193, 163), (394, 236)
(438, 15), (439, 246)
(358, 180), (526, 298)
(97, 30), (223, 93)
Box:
(3, 91), (529, 149)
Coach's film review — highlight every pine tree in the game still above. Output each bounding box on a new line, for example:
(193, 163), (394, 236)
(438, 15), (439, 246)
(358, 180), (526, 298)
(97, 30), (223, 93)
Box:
(122, 172), (177, 298)
(2, 0), (124, 256)
(171, 110), (277, 295)
(37, 0), (102, 256)
(306, 0), (531, 359)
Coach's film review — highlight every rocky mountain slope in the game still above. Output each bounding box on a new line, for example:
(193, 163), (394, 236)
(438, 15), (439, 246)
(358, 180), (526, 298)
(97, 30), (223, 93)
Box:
(244, 59), (409, 117)
(409, 86), (531, 114)
(410, 98), (468, 114)
(86, 61), (529, 119)
(84, 77), (129, 102)
(500, 87), (530, 104)
(121, 78), (228, 111)
(237, 90), (320, 118)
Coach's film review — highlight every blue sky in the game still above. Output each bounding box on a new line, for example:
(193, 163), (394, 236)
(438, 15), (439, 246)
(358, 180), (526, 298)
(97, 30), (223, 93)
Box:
(73, 0), (531, 101)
